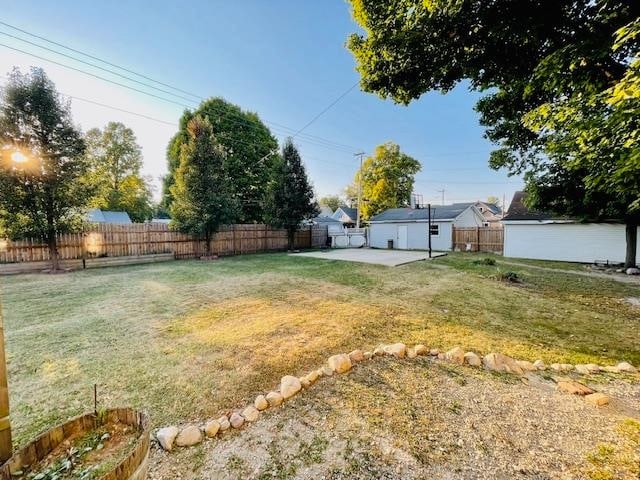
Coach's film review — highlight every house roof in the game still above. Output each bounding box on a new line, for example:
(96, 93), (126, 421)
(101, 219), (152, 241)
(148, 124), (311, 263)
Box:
(369, 203), (475, 222)
(313, 215), (343, 224)
(502, 191), (552, 221)
(332, 207), (358, 222)
(87, 208), (132, 224)
(476, 202), (502, 215)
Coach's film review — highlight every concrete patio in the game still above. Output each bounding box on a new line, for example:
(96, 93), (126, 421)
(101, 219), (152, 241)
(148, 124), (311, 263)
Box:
(290, 248), (445, 267)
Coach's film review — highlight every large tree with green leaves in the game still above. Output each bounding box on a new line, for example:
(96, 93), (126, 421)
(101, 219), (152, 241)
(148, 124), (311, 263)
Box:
(85, 122), (153, 222)
(318, 195), (346, 212)
(170, 116), (238, 255)
(163, 97), (278, 223)
(349, 142), (421, 220)
(0, 67), (90, 270)
(264, 139), (318, 249)
(347, 0), (640, 266)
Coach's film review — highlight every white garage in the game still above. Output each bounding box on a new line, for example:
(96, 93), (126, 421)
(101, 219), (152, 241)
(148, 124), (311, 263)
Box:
(503, 191), (639, 264)
(368, 204), (484, 251)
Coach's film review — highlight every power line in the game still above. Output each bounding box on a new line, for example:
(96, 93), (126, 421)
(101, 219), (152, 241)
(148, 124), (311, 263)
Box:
(0, 20), (202, 100)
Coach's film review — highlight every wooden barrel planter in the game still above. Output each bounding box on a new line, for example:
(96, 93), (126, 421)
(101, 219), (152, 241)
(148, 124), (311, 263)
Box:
(0, 408), (150, 480)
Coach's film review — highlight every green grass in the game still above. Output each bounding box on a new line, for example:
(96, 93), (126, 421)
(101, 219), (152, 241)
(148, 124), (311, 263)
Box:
(1, 252), (638, 448)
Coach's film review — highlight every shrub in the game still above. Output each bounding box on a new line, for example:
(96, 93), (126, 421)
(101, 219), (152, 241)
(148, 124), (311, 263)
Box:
(472, 257), (496, 266)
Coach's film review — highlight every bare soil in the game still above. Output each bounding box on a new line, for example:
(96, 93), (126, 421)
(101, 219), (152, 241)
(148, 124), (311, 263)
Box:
(147, 358), (640, 479)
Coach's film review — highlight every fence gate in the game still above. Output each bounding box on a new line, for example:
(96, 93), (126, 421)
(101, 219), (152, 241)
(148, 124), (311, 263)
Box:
(452, 226), (504, 253)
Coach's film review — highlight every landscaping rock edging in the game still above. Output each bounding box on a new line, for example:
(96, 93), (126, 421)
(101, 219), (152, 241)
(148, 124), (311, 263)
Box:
(155, 345), (637, 452)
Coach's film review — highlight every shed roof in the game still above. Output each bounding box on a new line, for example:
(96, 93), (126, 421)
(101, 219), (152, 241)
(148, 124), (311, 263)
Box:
(369, 203), (474, 222)
(87, 208), (133, 224)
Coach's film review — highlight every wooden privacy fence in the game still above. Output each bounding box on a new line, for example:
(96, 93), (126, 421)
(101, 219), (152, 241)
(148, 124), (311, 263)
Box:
(452, 226), (504, 253)
(0, 223), (328, 264)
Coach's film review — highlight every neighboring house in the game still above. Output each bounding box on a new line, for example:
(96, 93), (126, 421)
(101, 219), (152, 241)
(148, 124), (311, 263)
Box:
(149, 218), (171, 225)
(474, 201), (503, 226)
(331, 207), (358, 227)
(503, 191), (640, 264)
(87, 209), (132, 224)
(318, 205), (334, 217)
(368, 203), (484, 251)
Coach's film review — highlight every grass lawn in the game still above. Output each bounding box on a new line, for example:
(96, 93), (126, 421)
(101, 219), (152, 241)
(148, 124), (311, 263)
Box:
(1, 251), (639, 449)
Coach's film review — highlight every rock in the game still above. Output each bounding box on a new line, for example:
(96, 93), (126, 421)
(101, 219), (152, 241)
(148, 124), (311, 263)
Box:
(307, 370), (319, 383)
(363, 351), (373, 360)
(407, 347), (417, 359)
(576, 364), (600, 374)
(175, 425), (203, 447)
(625, 267), (640, 275)
(383, 343), (407, 358)
(230, 412), (244, 429)
(299, 376), (310, 388)
(463, 352), (482, 367)
(321, 366), (334, 376)
(616, 361), (637, 373)
(316, 368), (325, 378)
(437, 353), (445, 360)
(414, 345), (428, 356)
(280, 375), (302, 399)
(255, 395), (269, 411)
(444, 347), (465, 364)
(349, 349), (364, 363)
(204, 420), (220, 438)
(550, 363), (573, 372)
(156, 426), (179, 451)
(556, 379), (594, 396)
(516, 360), (537, 372)
(483, 352), (524, 375)
(585, 392), (610, 406)
(266, 391), (284, 407)
(242, 406), (259, 422)
(429, 348), (440, 356)
(328, 354), (352, 373)
(217, 416), (230, 431)
(533, 360), (546, 370)
(373, 346), (385, 356)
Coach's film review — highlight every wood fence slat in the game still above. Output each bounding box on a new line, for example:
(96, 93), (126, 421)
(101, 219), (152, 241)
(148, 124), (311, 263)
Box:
(452, 226), (503, 253)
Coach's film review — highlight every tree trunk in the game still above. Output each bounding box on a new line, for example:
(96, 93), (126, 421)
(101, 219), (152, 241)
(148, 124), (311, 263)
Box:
(204, 231), (211, 256)
(287, 228), (295, 251)
(46, 216), (60, 271)
(625, 222), (637, 269)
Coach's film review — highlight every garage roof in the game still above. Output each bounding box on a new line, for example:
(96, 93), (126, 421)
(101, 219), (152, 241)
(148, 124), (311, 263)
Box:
(369, 203), (474, 222)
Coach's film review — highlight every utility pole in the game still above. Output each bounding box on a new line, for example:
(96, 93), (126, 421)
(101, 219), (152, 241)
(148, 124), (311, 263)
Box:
(354, 152), (365, 228)
(427, 203), (432, 259)
(437, 189), (445, 206)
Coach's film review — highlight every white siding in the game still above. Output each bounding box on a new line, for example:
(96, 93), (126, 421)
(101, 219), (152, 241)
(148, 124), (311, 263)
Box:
(453, 207), (484, 227)
(503, 223), (640, 264)
(369, 221), (452, 251)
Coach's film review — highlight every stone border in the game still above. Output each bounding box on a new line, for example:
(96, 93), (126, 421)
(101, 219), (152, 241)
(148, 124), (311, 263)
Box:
(155, 344), (638, 451)
(0, 408), (150, 480)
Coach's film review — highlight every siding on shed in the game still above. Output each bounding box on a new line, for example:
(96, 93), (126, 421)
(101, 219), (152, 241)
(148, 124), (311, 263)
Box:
(369, 221), (453, 251)
(503, 222), (640, 264)
(453, 207), (484, 227)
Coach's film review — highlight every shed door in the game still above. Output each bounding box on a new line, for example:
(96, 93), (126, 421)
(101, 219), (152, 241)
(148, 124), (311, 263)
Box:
(397, 225), (408, 249)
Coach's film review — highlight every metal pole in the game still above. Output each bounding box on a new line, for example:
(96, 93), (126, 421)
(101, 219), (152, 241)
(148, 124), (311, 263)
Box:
(428, 203), (432, 259)
(0, 296), (12, 462)
(354, 152), (365, 229)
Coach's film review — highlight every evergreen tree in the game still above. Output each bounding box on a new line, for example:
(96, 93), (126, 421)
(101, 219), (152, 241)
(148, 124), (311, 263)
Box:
(0, 67), (89, 270)
(170, 116), (238, 255)
(265, 139), (318, 249)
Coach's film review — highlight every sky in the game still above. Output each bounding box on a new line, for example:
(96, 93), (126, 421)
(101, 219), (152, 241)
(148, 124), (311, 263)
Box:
(0, 0), (523, 208)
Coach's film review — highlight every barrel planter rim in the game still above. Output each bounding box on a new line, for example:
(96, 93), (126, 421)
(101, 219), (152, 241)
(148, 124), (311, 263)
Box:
(0, 407), (150, 480)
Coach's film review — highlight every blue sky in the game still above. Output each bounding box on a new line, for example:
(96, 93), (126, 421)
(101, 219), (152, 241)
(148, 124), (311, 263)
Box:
(0, 0), (522, 207)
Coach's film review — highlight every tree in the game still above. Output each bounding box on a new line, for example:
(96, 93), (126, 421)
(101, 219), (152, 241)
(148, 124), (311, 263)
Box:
(318, 195), (345, 212)
(346, 1), (640, 266)
(264, 139), (318, 249)
(0, 67), (90, 270)
(170, 116), (238, 255)
(349, 142), (421, 220)
(85, 122), (153, 222)
(162, 98), (278, 223)
(486, 196), (501, 208)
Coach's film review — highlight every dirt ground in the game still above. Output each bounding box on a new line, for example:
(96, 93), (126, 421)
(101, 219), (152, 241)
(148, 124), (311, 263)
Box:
(147, 357), (640, 480)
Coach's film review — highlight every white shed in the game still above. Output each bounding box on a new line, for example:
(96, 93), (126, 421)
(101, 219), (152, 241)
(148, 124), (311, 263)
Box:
(368, 204), (484, 251)
(503, 191), (639, 264)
